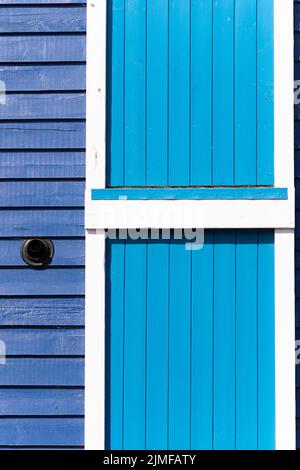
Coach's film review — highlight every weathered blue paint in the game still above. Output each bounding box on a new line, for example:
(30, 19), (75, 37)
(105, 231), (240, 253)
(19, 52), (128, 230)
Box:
(0, 389), (84, 416)
(0, 419), (84, 448)
(0, 152), (85, 179)
(0, 1), (86, 449)
(92, 187), (288, 200)
(107, 0), (274, 187)
(106, 232), (275, 450)
(0, 359), (84, 387)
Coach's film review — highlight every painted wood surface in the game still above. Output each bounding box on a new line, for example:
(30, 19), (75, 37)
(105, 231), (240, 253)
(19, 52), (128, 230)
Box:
(0, 152), (85, 179)
(0, 239), (84, 266)
(295, 0), (300, 449)
(0, 1), (86, 449)
(0, 419), (84, 447)
(0, 359), (84, 386)
(0, 389), (84, 416)
(0, 210), (84, 237)
(0, 65), (85, 92)
(92, 187), (288, 201)
(0, 7), (86, 33)
(0, 328), (84, 355)
(0, 298), (84, 326)
(0, 181), (84, 207)
(0, 268), (84, 296)
(107, 0), (274, 187)
(0, 93), (85, 120)
(106, 231), (275, 450)
(0, 36), (85, 62)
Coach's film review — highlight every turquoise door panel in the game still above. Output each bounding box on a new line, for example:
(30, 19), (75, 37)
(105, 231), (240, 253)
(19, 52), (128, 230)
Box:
(106, 0), (274, 187)
(106, 230), (275, 450)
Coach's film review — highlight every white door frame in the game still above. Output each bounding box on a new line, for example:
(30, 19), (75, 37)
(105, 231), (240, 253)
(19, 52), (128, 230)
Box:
(85, 0), (295, 450)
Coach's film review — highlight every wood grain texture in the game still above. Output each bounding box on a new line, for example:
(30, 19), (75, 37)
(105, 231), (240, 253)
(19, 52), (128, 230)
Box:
(0, 419), (83, 446)
(0, 35), (85, 62)
(0, 358), (84, 386)
(0, 93), (85, 120)
(0, 151), (85, 179)
(0, 298), (84, 327)
(0, 1), (86, 449)
(0, 65), (85, 92)
(0, 268), (84, 296)
(0, 7), (86, 33)
(0, 389), (84, 416)
(0, 122), (85, 149)
(0, 181), (85, 207)
(0, 328), (84, 355)
(0, 209), (84, 237)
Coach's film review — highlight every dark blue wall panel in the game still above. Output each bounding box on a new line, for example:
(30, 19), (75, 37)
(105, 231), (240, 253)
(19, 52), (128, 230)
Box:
(295, 0), (300, 450)
(0, 1), (86, 449)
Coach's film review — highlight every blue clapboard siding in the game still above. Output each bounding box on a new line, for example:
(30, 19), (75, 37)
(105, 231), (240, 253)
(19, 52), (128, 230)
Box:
(0, 419), (83, 448)
(106, 231), (275, 450)
(0, 210), (84, 237)
(0, 65), (86, 92)
(0, 181), (85, 206)
(0, 2), (86, 449)
(0, 239), (84, 266)
(0, 152), (85, 179)
(107, 0), (274, 187)
(0, 93), (85, 120)
(0, 389), (84, 416)
(0, 7), (86, 33)
(0, 328), (84, 356)
(295, 0), (300, 449)
(0, 298), (84, 327)
(0, 36), (85, 62)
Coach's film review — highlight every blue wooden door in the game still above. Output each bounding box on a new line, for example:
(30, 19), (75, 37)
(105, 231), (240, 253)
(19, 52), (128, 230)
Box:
(106, 231), (275, 450)
(105, 0), (276, 450)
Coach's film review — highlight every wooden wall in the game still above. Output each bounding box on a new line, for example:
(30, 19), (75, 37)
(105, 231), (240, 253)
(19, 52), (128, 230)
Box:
(0, 0), (86, 449)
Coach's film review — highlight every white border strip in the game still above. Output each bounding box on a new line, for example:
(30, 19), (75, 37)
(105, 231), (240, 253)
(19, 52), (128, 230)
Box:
(85, 198), (294, 229)
(85, 0), (107, 450)
(275, 230), (296, 450)
(274, 0), (295, 450)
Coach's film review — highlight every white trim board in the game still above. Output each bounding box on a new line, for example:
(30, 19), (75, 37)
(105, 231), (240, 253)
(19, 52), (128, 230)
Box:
(84, 0), (296, 450)
(85, 0), (107, 451)
(274, 0), (295, 450)
(85, 196), (295, 230)
(275, 229), (296, 450)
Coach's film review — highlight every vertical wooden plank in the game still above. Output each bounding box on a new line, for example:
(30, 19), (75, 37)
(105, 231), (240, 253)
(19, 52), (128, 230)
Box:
(107, 241), (125, 450)
(169, 239), (191, 449)
(191, 231), (213, 449)
(257, 0), (274, 185)
(236, 231), (258, 449)
(258, 231), (275, 449)
(213, 230), (236, 449)
(146, 0), (169, 186)
(124, 0), (147, 185)
(213, 0), (235, 185)
(190, 0), (213, 185)
(235, 0), (257, 185)
(107, 0), (125, 186)
(169, 0), (191, 186)
(123, 241), (147, 450)
(146, 241), (169, 449)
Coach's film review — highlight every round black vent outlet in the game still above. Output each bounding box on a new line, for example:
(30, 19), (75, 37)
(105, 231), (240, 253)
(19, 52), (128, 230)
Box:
(21, 239), (54, 267)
